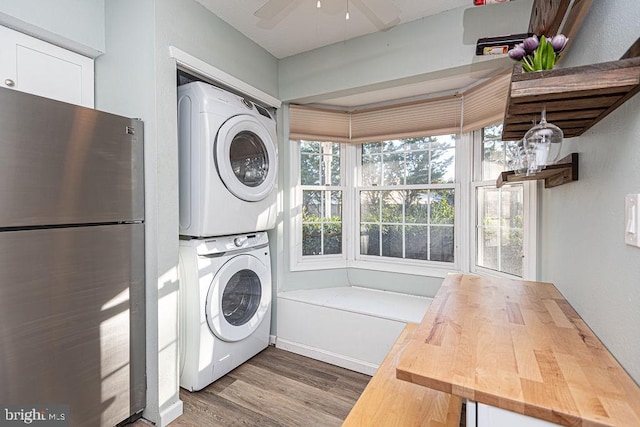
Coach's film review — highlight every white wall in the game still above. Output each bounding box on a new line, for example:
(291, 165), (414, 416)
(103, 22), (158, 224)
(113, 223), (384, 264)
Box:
(0, 0), (104, 56)
(539, 0), (640, 384)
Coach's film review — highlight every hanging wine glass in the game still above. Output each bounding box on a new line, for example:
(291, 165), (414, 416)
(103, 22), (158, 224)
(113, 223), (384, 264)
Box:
(522, 133), (542, 175)
(510, 139), (527, 176)
(523, 106), (563, 168)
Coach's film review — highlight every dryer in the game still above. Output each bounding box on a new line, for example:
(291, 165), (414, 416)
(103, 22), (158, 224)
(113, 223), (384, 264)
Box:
(179, 232), (272, 391)
(178, 82), (278, 237)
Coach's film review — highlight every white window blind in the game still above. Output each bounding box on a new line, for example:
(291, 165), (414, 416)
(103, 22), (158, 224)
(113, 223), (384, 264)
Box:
(289, 105), (351, 142)
(350, 96), (462, 143)
(289, 71), (511, 142)
(462, 72), (511, 133)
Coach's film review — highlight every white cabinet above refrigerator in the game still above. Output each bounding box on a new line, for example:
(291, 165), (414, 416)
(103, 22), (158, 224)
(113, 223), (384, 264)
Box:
(0, 25), (94, 107)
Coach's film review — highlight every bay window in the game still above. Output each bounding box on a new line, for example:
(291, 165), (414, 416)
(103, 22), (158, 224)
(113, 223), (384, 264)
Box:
(288, 72), (536, 278)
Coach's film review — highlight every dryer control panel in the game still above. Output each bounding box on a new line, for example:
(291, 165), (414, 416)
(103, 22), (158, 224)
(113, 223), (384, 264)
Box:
(195, 231), (269, 256)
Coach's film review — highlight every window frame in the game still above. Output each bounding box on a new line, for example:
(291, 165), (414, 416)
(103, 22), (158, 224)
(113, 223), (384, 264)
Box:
(290, 140), (349, 271)
(350, 137), (462, 277)
(470, 127), (538, 281)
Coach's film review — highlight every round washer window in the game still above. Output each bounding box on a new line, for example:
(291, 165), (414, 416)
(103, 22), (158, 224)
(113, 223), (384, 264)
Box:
(230, 131), (269, 188)
(222, 269), (262, 326)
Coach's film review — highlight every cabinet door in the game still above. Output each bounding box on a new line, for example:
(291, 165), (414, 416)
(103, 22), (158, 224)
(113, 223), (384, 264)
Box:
(476, 402), (561, 427)
(0, 25), (94, 107)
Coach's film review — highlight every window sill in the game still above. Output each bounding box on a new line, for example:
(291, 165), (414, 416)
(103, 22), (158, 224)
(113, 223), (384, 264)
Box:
(348, 258), (458, 278)
(289, 255), (458, 278)
(290, 256), (347, 272)
(473, 265), (526, 281)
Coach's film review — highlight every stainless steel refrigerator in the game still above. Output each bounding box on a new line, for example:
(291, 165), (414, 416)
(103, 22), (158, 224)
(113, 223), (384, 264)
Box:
(0, 87), (145, 426)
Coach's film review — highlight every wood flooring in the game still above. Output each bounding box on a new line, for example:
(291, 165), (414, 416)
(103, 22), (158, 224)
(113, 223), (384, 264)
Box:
(131, 345), (370, 426)
(130, 345), (466, 426)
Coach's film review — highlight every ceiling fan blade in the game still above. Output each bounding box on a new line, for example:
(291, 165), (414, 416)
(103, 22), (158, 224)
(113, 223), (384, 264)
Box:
(254, 0), (291, 20)
(351, 0), (401, 31)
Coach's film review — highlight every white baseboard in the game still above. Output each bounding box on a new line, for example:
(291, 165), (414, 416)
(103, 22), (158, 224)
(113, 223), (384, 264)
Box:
(269, 334), (277, 345)
(158, 399), (183, 427)
(276, 337), (378, 376)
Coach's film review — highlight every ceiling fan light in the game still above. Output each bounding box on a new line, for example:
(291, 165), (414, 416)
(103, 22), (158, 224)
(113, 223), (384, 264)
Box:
(346, 10), (350, 20)
(316, 0), (321, 8)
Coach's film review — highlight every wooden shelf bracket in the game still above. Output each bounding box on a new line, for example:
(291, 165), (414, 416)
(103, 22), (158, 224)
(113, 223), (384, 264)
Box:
(497, 153), (578, 188)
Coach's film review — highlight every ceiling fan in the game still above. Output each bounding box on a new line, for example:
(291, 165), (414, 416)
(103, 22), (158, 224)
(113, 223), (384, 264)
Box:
(254, 0), (401, 31)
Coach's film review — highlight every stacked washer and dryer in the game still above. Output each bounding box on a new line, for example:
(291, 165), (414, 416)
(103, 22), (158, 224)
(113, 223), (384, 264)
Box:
(177, 82), (277, 391)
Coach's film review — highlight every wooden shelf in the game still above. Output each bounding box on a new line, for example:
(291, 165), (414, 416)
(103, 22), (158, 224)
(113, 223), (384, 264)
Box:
(497, 153), (578, 188)
(502, 57), (640, 140)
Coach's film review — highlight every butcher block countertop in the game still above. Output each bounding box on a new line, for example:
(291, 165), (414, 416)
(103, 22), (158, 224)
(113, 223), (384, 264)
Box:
(395, 274), (640, 427)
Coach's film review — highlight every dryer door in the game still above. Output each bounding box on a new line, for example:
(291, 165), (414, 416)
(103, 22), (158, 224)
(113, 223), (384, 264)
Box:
(215, 115), (277, 202)
(205, 254), (271, 342)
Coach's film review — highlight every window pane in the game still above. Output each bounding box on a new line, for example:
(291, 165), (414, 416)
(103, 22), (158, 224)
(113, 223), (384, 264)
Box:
(476, 184), (523, 277)
(381, 225), (403, 258)
(360, 224), (380, 255)
(433, 134), (456, 150)
(382, 152), (404, 185)
(329, 190), (342, 218)
(319, 142), (341, 186)
(362, 141), (381, 155)
(405, 136), (431, 150)
(362, 154), (382, 186)
(405, 190), (428, 224)
(300, 140), (320, 153)
(382, 140), (404, 152)
(430, 226), (454, 262)
(303, 190), (323, 218)
(302, 223), (321, 255)
(481, 124), (520, 181)
(360, 191), (380, 222)
(406, 225), (427, 260)
(500, 185), (523, 276)
(482, 140), (506, 181)
(301, 153), (320, 185)
(329, 154), (341, 186)
(477, 225), (499, 271)
(501, 186), (523, 223)
(431, 146), (455, 184)
(302, 190), (342, 256)
(324, 222), (342, 255)
(501, 227), (523, 277)
(430, 189), (455, 225)
(382, 191), (403, 223)
(405, 150), (429, 185)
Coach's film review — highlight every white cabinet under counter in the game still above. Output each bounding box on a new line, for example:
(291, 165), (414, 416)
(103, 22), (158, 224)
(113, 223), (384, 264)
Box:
(467, 401), (561, 427)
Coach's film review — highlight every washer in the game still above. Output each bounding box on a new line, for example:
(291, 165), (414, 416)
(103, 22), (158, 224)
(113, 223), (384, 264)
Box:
(177, 81), (278, 238)
(179, 232), (272, 391)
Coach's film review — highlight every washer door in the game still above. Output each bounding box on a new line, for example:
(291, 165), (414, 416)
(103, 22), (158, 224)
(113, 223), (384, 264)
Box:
(206, 254), (271, 342)
(215, 115), (277, 202)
